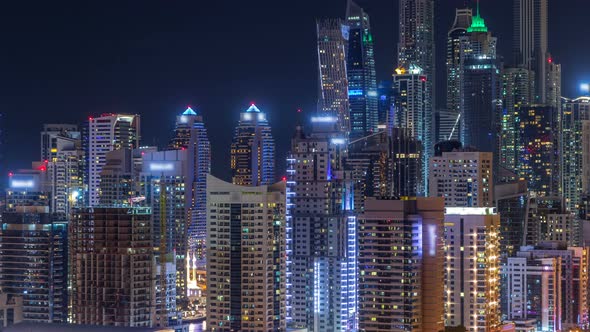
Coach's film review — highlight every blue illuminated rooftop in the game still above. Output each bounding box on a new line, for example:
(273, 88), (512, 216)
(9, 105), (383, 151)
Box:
(245, 104), (262, 113)
(182, 107), (197, 115)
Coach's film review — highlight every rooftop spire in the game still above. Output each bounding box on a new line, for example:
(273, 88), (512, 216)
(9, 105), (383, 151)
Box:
(467, 0), (488, 33)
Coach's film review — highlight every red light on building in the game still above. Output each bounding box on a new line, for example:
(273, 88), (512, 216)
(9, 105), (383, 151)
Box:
(8, 172), (13, 177)
(39, 166), (47, 172)
(282, 176), (287, 182)
(548, 58), (553, 64)
(420, 77), (427, 82)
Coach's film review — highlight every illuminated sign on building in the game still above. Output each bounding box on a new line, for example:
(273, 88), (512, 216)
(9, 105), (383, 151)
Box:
(348, 89), (363, 96)
(311, 116), (338, 123)
(10, 179), (35, 189)
(149, 163), (175, 172)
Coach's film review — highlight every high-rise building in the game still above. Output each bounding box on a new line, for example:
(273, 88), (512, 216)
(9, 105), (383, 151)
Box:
(5, 170), (49, 212)
(317, 19), (350, 133)
(392, 65), (430, 195)
(495, 179), (529, 258)
(0, 207), (68, 323)
(501, 67), (534, 171)
(377, 80), (393, 128)
(515, 105), (559, 197)
(429, 150), (494, 207)
(502, 254), (561, 331)
(523, 195), (565, 246)
(509, 243), (589, 329)
(561, 97), (590, 214)
(460, 8), (502, 160)
(206, 175), (286, 332)
(168, 106), (211, 268)
(546, 56), (562, 110)
(40, 124), (79, 161)
(98, 148), (141, 206)
(285, 117), (357, 331)
(513, 0), (548, 103)
(398, 0), (435, 100)
(69, 207), (155, 327)
(346, 128), (422, 202)
(446, 8), (472, 116)
(358, 197), (444, 332)
(444, 207), (501, 331)
(140, 150), (190, 303)
(85, 114), (140, 206)
(346, 0), (377, 140)
(230, 104), (275, 186)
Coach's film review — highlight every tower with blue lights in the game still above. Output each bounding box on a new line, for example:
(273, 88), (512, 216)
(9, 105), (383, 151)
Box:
(230, 104), (275, 186)
(169, 107), (211, 269)
(346, 0), (378, 140)
(286, 115), (357, 331)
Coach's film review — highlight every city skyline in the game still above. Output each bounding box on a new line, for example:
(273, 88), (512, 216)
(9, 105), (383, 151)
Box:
(2, 0), (590, 186)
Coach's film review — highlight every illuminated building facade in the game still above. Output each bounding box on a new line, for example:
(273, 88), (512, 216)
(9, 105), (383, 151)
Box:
(444, 207), (501, 331)
(398, 0), (434, 105)
(429, 150), (494, 207)
(358, 197), (444, 332)
(230, 104), (275, 186)
(495, 180), (529, 258)
(346, 0), (378, 140)
(546, 56), (562, 110)
(69, 207), (155, 327)
(5, 171), (49, 212)
(508, 243), (589, 330)
(515, 105), (559, 197)
(206, 175), (286, 332)
(286, 117), (357, 331)
(85, 113), (140, 206)
(40, 124), (79, 161)
(523, 195), (565, 246)
(561, 97), (590, 214)
(502, 254), (561, 332)
(377, 80), (393, 128)
(316, 19), (350, 133)
(459, 8), (502, 161)
(392, 65), (430, 195)
(436, 109), (460, 142)
(140, 149), (189, 304)
(346, 128), (422, 206)
(446, 8), (472, 117)
(169, 107), (211, 268)
(501, 68), (534, 171)
(0, 207), (68, 323)
(513, 0), (548, 103)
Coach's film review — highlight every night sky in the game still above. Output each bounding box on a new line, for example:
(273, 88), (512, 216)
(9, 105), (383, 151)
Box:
(1, 0), (589, 186)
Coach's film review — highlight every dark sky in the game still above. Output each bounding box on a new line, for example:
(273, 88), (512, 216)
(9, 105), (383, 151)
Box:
(1, 0), (589, 185)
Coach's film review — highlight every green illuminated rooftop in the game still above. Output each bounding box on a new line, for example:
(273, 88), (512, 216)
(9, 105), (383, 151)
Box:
(467, 1), (488, 33)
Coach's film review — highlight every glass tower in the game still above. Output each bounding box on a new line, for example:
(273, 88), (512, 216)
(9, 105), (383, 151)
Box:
(346, 0), (378, 140)
(230, 104), (275, 186)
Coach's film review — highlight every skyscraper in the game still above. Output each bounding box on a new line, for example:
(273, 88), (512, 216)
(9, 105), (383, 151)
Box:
(169, 107), (211, 268)
(70, 207), (155, 327)
(502, 254), (561, 331)
(459, 7), (502, 160)
(230, 104), (275, 186)
(0, 207), (68, 324)
(85, 114), (140, 206)
(515, 105), (559, 197)
(446, 8), (472, 115)
(206, 175), (286, 332)
(429, 150), (494, 207)
(286, 117), (357, 331)
(546, 56), (562, 110)
(358, 197), (444, 332)
(513, 0), (548, 103)
(501, 67), (535, 171)
(140, 150), (190, 303)
(495, 179), (529, 258)
(561, 97), (590, 214)
(392, 65), (430, 195)
(346, 0), (378, 139)
(444, 207), (501, 331)
(398, 0), (435, 92)
(40, 124), (78, 161)
(317, 19), (350, 133)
